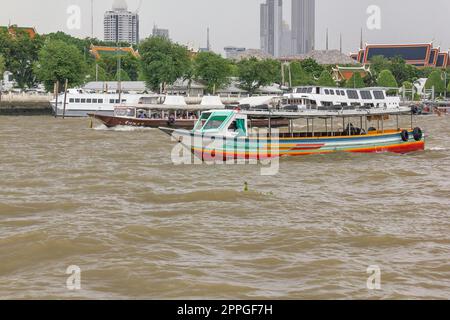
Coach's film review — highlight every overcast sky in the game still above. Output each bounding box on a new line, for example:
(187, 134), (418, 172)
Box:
(1, 0), (449, 54)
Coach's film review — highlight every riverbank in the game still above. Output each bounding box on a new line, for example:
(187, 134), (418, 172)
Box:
(0, 93), (53, 115)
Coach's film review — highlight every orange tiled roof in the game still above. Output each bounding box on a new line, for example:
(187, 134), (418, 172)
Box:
(0, 25), (37, 38)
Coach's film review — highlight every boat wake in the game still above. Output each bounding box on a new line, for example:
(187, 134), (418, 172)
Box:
(93, 125), (156, 132)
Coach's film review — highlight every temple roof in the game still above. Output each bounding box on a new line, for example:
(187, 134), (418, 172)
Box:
(363, 43), (432, 65)
(90, 45), (139, 60)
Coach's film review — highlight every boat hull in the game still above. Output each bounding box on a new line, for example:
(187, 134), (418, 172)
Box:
(89, 114), (290, 129)
(89, 113), (195, 129)
(169, 129), (425, 160)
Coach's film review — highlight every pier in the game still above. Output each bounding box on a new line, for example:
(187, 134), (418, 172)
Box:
(0, 92), (53, 115)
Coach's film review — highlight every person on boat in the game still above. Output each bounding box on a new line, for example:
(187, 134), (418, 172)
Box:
(137, 110), (148, 119)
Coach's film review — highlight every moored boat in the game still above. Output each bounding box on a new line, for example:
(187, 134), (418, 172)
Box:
(159, 106), (425, 160)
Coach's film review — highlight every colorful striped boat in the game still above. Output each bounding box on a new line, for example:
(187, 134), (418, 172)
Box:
(160, 108), (425, 160)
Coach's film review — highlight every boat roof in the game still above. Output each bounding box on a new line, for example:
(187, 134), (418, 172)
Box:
(201, 96), (224, 107)
(202, 107), (412, 119)
(163, 95), (187, 106)
(238, 96), (279, 106)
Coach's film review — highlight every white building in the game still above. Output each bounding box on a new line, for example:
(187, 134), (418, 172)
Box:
(104, 0), (139, 45)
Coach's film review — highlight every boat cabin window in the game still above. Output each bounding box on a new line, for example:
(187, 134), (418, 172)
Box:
(75, 98), (80, 103)
(340, 90), (345, 95)
(69, 98), (74, 103)
(203, 115), (228, 130)
(373, 91), (385, 100)
(347, 90), (359, 100)
(360, 91), (373, 100)
(98, 99), (103, 103)
(194, 112), (212, 130)
(324, 89), (329, 95)
(330, 90), (335, 95)
(228, 119), (246, 135)
(81, 99), (86, 103)
(109, 99), (115, 104)
(87, 99), (92, 103)
(92, 99), (98, 103)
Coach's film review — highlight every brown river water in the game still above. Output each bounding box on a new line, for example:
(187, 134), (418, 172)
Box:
(0, 115), (449, 299)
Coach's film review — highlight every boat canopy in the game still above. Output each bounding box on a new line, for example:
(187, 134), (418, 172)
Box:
(200, 96), (225, 107)
(164, 95), (187, 106)
(238, 96), (280, 107)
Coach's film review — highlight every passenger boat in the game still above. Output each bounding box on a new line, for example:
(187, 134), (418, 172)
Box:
(89, 95), (290, 129)
(159, 106), (425, 160)
(282, 86), (400, 110)
(51, 89), (160, 117)
(89, 105), (202, 129)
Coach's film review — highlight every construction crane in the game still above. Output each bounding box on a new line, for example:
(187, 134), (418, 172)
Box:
(135, 0), (143, 14)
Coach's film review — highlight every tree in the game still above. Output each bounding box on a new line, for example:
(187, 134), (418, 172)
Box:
(369, 55), (390, 76)
(237, 58), (280, 94)
(402, 81), (413, 90)
(390, 57), (419, 85)
(289, 61), (313, 86)
(139, 37), (191, 92)
(299, 58), (324, 78)
(99, 53), (140, 81)
(194, 51), (232, 93)
(377, 70), (398, 88)
(0, 31), (44, 88)
(447, 81), (450, 97)
(425, 70), (445, 96)
(346, 73), (365, 88)
(317, 70), (336, 87)
(35, 39), (88, 92)
(0, 54), (5, 75)
(87, 63), (108, 82)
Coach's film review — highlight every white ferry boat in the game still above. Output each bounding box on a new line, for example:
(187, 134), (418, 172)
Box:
(50, 89), (160, 117)
(282, 86), (400, 110)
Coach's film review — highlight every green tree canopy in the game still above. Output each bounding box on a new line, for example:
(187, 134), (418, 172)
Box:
(299, 58), (324, 78)
(369, 55), (390, 76)
(377, 70), (398, 88)
(139, 37), (191, 92)
(0, 30), (44, 88)
(237, 58), (280, 94)
(425, 70), (445, 95)
(402, 81), (413, 90)
(346, 73), (365, 88)
(0, 54), (5, 75)
(194, 52), (232, 94)
(35, 39), (88, 92)
(98, 53), (140, 81)
(317, 70), (336, 87)
(289, 61), (313, 86)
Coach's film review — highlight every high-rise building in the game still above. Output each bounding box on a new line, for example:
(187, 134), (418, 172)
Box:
(260, 0), (283, 57)
(104, 0), (139, 45)
(292, 0), (315, 54)
(280, 21), (293, 56)
(152, 25), (170, 39)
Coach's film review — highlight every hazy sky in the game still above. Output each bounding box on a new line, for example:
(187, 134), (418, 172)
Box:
(1, 0), (449, 54)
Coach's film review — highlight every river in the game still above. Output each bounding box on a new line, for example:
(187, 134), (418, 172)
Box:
(0, 115), (449, 299)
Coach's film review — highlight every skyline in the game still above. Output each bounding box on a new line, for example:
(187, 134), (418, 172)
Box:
(1, 0), (450, 54)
